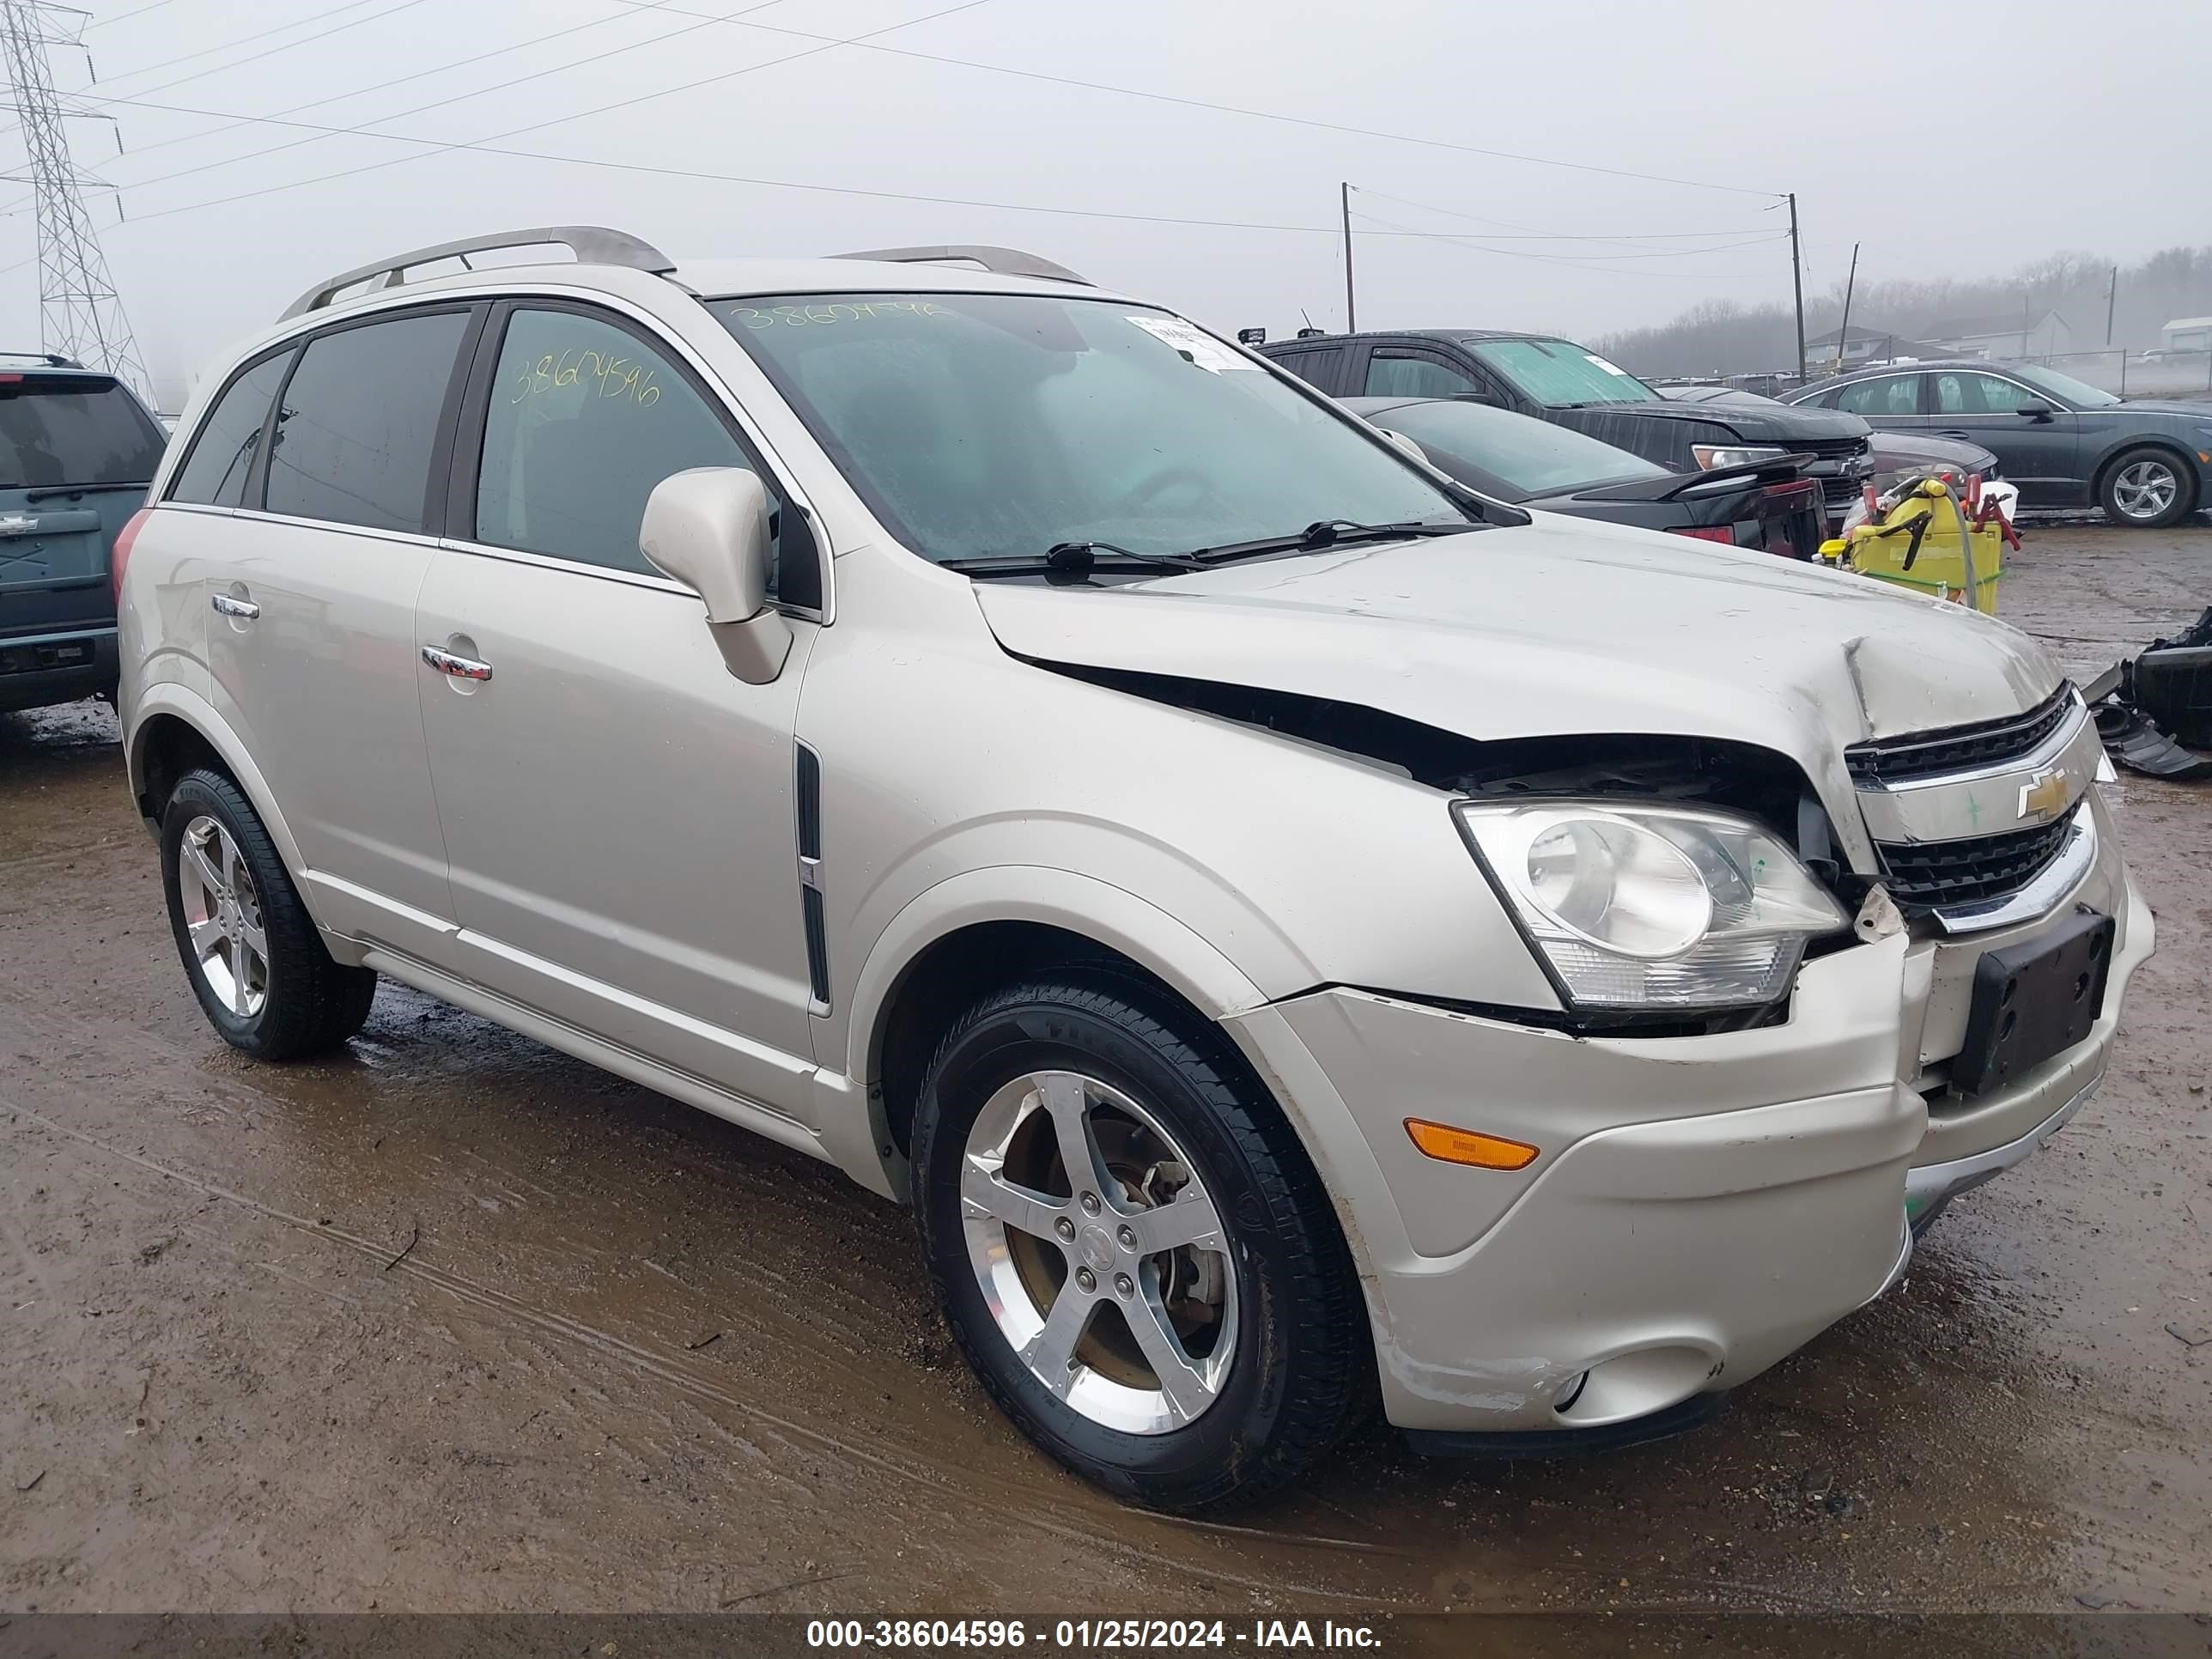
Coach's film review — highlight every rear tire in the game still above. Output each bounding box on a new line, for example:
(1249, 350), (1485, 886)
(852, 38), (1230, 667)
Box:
(910, 969), (1370, 1512)
(160, 768), (376, 1060)
(2099, 447), (2196, 528)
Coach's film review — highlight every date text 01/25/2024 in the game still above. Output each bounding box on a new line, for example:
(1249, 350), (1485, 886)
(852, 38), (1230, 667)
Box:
(805, 1619), (1382, 1650)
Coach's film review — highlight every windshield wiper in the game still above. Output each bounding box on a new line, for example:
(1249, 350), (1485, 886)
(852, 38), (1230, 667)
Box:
(943, 540), (1209, 579)
(1187, 519), (1469, 563)
(22, 481), (151, 501)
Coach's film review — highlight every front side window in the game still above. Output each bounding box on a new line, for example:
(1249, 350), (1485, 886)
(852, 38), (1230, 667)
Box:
(0, 374), (167, 489)
(170, 353), (291, 507)
(1466, 338), (1662, 408)
(2013, 362), (2118, 409)
(716, 293), (1469, 564)
(264, 311), (470, 533)
(471, 307), (793, 587)
(1933, 372), (2036, 416)
(1835, 374), (1920, 416)
(1364, 351), (1483, 401)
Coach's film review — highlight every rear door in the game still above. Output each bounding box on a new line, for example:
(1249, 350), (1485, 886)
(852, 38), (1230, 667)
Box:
(415, 298), (822, 1116)
(1262, 342), (1355, 396)
(198, 304), (479, 963)
(0, 372), (165, 675)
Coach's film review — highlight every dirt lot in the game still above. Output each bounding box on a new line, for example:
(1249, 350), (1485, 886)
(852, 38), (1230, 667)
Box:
(3, 522), (2209, 1622)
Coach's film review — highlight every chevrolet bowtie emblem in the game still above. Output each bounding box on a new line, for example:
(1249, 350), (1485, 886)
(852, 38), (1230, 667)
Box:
(2017, 767), (2073, 821)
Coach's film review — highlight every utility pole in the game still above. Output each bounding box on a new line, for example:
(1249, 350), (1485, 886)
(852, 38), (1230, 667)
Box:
(1340, 181), (1357, 333)
(0, 0), (149, 401)
(2105, 264), (2118, 346)
(1835, 240), (1860, 373)
(1787, 191), (1806, 383)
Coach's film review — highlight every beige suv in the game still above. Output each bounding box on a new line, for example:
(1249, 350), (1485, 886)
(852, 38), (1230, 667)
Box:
(117, 228), (2153, 1510)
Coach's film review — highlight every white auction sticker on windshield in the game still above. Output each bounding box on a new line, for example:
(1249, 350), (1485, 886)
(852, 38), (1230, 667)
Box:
(1584, 352), (1632, 376)
(1127, 314), (1257, 374)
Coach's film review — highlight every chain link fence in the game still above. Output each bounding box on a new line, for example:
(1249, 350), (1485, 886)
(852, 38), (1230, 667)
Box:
(2021, 349), (2212, 399)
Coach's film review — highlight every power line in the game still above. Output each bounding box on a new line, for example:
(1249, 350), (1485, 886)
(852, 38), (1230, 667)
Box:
(1350, 210), (1787, 263)
(1350, 185), (1773, 251)
(0, 0), (429, 145)
(82, 0), (185, 30)
(1348, 208), (1781, 281)
(88, 0), (1014, 227)
(614, 0), (1784, 198)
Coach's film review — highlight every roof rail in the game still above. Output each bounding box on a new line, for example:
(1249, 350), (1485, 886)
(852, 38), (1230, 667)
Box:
(0, 349), (83, 368)
(830, 245), (1091, 286)
(282, 226), (678, 321)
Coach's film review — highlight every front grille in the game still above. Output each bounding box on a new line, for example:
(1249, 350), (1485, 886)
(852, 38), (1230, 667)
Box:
(1875, 811), (2075, 908)
(1846, 685), (2077, 785)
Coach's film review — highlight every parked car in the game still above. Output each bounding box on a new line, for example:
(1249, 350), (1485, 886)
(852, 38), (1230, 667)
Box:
(1259, 329), (1875, 514)
(121, 229), (2151, 1511)
(1664, 384), (2005, 491)
(0, 353), (168, 714)
(1785, 360), (2212, 527)
(1346, 394), (1826, 556)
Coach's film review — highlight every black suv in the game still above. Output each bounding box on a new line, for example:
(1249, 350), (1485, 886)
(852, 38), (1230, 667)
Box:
(0, 356), (167, 714)
(1260, 330), (1873, 514)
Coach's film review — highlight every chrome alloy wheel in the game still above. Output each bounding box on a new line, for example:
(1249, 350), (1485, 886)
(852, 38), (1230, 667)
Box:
(2112, 458), (2179, 520)
(177, 814), (268, 1018)
(959, 1070), (1237, 1434)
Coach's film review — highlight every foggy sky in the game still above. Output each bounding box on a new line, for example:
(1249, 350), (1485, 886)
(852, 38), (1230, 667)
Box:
(6, 0), (2208, 406)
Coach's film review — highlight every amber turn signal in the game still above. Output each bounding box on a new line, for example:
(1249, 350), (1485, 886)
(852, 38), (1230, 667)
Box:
(1403, 1118), (1540, 1170)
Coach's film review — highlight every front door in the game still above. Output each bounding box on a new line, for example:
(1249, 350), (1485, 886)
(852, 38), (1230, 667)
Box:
(1921, 369), (2083, 505)
(416, 300), (821, 1118)
(198, 307), (477, 963)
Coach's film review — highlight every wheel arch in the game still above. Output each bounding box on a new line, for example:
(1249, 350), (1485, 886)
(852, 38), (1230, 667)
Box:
(127, 685), (310, 883)
(846, 868), (1272, 1188)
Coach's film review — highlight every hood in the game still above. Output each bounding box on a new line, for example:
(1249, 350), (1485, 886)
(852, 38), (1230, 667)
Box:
(975, 516), (2060, 854)
(1550, 398), (1872, 443)
(2112, 398), (2212, 420)
(1867, 430), (2000, 471)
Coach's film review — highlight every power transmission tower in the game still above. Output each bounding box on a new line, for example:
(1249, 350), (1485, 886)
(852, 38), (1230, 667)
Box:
(0, 0), (149, 400)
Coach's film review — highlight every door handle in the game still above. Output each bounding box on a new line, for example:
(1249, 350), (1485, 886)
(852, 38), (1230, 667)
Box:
(210, 592), (259, 620)
(422, 644), (493, 682)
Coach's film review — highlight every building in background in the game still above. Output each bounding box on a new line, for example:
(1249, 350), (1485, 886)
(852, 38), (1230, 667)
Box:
(1803, 322), (1893, 369)
(2157, 316), (2212, 353)
(1923, 310), (2072, 361)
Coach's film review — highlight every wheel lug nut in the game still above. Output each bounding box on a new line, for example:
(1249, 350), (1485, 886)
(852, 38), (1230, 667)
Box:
(1054, 1216), (1076, 1240)
(1116, 1225), (1136, 1250)
(1080, 1192), (1102, 1216)
(1114, 1273), (1133, 1298)
(1075, 1267), (1096, 1292)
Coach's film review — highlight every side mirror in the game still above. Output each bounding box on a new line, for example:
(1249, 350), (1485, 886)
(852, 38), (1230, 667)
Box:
(640, 467), (792, 684)
(2016, 402), (2055, 422)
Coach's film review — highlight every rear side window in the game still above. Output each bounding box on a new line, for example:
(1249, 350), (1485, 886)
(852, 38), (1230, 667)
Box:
(1267, 345), (1347, 394)
(0, 376), (166, 489)
(1835, 374), (1920, 416)
(1364, 350), (1484, 400)
(469, 306), (811, 600)
(264, 311), (470, 533)
(170, 353), (291, 507)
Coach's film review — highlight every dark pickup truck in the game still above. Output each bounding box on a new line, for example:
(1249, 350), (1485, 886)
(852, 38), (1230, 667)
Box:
(0, 357), (167, 714)
(1259, 329), (1874, 517)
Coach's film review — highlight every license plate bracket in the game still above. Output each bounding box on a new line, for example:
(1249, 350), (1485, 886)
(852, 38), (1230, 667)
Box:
(1952, 908), (2115, 1097)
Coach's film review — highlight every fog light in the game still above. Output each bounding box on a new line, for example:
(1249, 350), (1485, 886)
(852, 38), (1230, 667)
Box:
(1404, 1118), (1540, 1170)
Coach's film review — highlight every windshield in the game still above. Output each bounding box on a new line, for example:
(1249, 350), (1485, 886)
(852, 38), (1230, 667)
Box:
(1468, 338), (1662, 408)
(1368, 399), (1666, 498)
(2011, 362), (2121, 409)
(714, 293), (1471, 563)
(0, 377), (166, 489)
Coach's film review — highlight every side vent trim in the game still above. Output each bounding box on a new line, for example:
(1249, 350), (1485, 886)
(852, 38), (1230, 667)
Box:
(795, 742), (829, 1012)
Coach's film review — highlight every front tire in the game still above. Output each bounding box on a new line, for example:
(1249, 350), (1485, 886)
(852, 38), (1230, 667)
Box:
(160, 768), (377, 1060)
(2099, 447), (2196, 528)
(911, 971), (1369, 1512)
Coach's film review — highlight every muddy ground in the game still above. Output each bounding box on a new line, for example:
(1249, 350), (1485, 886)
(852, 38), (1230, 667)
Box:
(2, 522), (2209, 1622)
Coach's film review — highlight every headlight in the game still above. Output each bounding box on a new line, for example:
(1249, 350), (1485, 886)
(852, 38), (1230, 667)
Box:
(1691, 443), (1786, 470)
(1454, 801), (1850, 1010)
